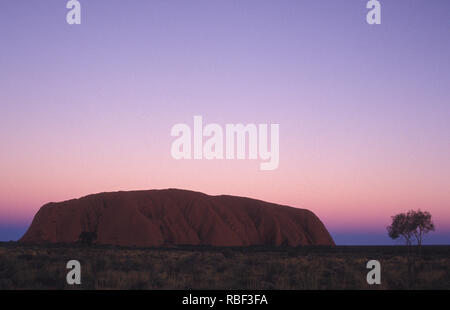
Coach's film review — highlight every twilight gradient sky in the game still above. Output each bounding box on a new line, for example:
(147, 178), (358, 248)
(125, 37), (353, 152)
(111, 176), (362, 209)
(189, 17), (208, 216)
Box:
(1, 0), (449, 244)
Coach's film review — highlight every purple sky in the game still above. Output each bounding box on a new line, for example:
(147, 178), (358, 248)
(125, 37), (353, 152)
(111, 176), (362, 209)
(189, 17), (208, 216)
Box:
(0, 1), (449, 244)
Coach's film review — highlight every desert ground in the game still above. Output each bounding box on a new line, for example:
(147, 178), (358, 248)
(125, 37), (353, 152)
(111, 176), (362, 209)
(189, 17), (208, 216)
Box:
(0, 243), (448, 290)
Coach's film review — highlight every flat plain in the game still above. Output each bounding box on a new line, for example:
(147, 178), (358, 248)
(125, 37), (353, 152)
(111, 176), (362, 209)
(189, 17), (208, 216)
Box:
(0, 243), (448, 290)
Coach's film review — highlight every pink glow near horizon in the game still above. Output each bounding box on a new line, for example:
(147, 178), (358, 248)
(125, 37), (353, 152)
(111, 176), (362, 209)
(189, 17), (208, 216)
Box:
(1, 147), (450, 233)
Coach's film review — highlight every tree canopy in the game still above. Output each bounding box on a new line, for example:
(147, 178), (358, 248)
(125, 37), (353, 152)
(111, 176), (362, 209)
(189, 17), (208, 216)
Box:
(387, 209), (435, 246)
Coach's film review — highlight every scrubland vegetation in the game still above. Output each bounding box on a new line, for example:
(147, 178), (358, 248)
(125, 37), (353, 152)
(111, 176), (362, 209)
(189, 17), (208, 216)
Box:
(0, 243), (448, 290)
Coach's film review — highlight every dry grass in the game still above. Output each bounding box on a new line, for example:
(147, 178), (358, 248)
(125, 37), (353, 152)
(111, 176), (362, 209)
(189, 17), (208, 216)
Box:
(0, 243), (448, 290)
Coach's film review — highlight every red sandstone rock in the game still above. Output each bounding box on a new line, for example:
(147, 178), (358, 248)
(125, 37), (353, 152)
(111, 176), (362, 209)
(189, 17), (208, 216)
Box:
(20, 189), (335, 247)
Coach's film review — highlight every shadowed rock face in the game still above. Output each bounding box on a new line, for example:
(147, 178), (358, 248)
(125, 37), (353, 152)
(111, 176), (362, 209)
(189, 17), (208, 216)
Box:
(20, 189), (335, 247)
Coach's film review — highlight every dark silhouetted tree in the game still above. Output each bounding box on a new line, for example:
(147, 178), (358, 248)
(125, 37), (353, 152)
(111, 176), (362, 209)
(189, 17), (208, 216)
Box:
(387, 209), (435, 249)
(409, 210), (435, 248)
(387, 209), (435, 288)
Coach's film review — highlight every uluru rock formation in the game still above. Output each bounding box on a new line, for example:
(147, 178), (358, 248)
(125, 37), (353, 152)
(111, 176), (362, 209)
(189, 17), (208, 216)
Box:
(20, 189), (335, 247)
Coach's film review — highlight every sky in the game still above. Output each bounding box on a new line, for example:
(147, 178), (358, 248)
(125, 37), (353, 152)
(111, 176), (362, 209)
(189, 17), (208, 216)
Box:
(0, 0), (449, 245)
